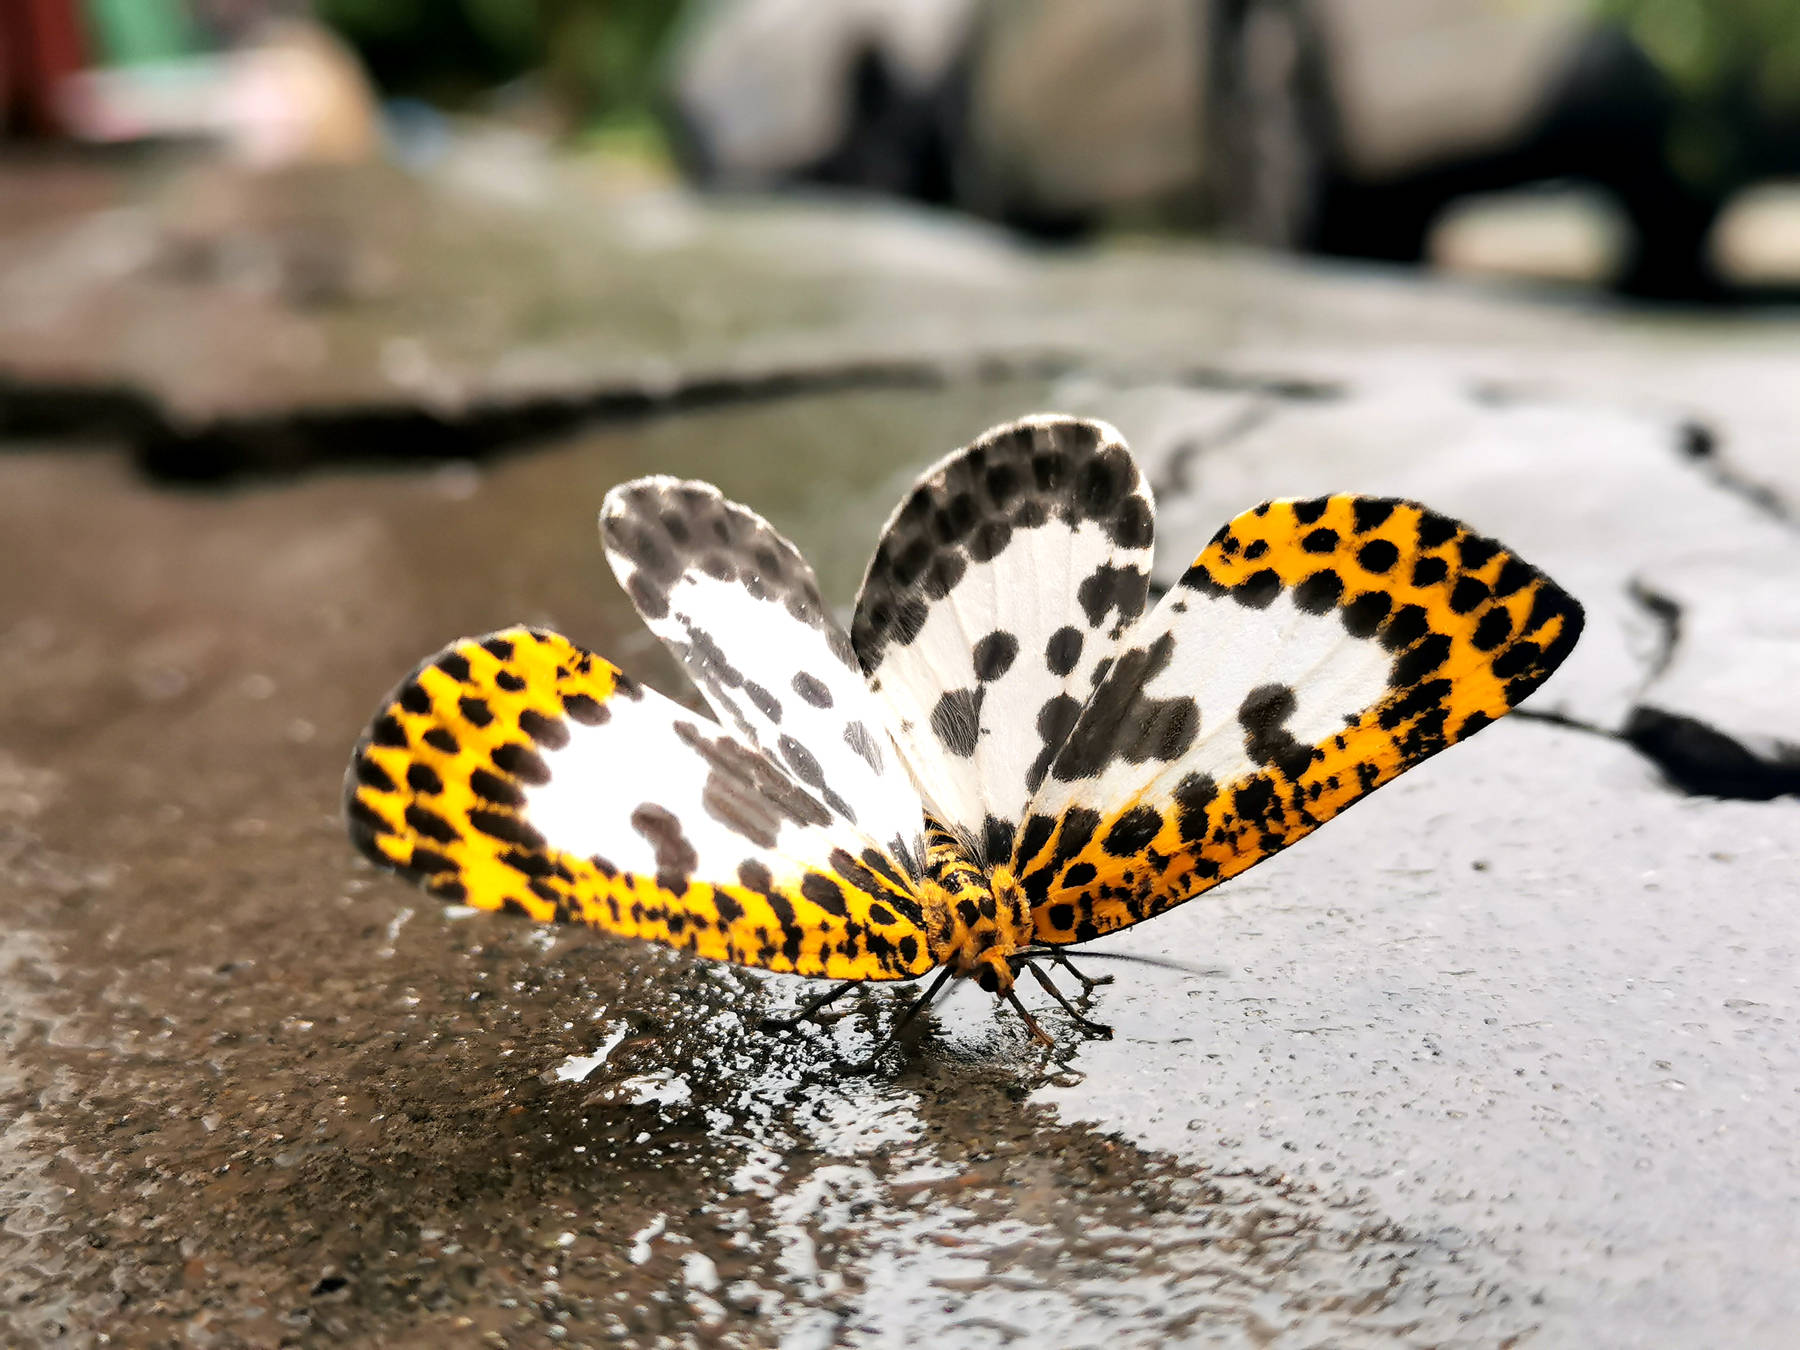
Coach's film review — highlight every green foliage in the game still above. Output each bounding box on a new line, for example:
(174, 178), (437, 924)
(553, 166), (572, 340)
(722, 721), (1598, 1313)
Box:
(1598, 0), (1800, 187)
(316, 0), (688, 125)
(1600, 0), (1800, 109)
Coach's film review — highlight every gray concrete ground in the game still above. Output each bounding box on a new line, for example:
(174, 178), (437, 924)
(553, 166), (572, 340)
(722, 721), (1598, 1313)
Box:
(0, 155), (1796, 1348)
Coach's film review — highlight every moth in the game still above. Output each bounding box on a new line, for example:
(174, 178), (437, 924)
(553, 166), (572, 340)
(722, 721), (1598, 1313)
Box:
(345, 415), (1582, 1044)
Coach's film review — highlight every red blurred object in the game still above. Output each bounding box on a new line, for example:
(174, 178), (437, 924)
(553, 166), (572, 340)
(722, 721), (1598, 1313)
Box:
(1, 0), (92, 134)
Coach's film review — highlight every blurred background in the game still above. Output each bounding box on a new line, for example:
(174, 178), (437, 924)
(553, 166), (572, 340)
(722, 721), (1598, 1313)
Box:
(4, 0), (1800, 297)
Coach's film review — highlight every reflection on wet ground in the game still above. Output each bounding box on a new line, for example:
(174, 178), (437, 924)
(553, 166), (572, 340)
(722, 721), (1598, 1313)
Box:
(0, 395), (1545, 1347)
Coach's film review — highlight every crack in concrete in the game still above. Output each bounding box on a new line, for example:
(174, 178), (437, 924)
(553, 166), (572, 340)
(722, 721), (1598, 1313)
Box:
(1620, 706), (1800, 801)
(1672, 418), (1800, 534)
(0, 358), (1341, 483)
(1516, 578), (1799, 802)
(1626, 578), (1683, 690)
(1474, 382), (1798, 534)
(1148, 401), (1280, 500)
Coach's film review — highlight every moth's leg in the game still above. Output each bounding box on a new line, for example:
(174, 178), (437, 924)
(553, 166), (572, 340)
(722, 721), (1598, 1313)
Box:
(1002, 989), (1056, 1047)
(835, 966), (955, 1075)
(760, 979), (863, 1033)
(1023, 961), (1112, 1038)
(1049, 950), (1113, 996)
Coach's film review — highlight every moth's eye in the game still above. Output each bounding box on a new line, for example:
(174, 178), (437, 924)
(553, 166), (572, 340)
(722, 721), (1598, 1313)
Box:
(976, 967), (999, 993)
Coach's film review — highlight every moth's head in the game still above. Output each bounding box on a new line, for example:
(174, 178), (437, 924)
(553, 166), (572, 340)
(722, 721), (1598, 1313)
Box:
(918, 855), (1031, 992)
(973, 952), (1013, 995)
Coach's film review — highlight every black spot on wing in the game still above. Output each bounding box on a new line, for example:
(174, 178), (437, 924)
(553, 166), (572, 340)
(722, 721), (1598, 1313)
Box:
(1356, 539), (1399, 574)
(468, 808), (546, 852)
(1381, 604), (1430, 652)
(799, 871), (849, 917)
(1294, 569), (1345, 614)
(1449, 576), (1490, 614)
(355, 756), (396, 792)
(1045, 625), (1084, 678)
(1173, 772), (1218, 844)
(1102, 806), (1163, 858)
(673, 720), (832, 849)
(561, 692), (608, 725)
(981, 814), (1015, 869)
(1238, 683), (1315, 781)
(630, 804), (698, 895)
(1076, 563), (1148, 631)
(743, 680), (783, 722)
(470, 767), (525, 808)
(1051, 633), (1199, 782)
(1341, 590), (1391, 639)
(1026, 694), (1083, 794)
(972, 631), (1019, 682)
(492, 741), (551, 786)
(518, 708), (568, 750)
(405, 762), (443, 794)
(1233, 568), (1281, 609)
(370, 714), (407, 748)
(843, 721), (885, 773)
(792, 671), (833, 708)
(422, 728), (459, 755)
(1471, 607), (1513, 651)
(1411, 555), (1448, 589)
(929, 688), (984, 759)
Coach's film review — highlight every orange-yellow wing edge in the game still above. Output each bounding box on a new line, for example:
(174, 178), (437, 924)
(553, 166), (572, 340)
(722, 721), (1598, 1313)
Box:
(345, 627), (937, 981)
(1017, 496), (1582, 943)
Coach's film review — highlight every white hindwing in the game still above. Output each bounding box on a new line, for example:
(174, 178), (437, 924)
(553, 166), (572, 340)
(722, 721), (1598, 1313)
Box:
(851, 416), (1154, 865)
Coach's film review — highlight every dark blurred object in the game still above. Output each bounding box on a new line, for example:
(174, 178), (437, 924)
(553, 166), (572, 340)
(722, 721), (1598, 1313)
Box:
(317, 0), (683, 132)
(667, 0), (1800, 298)
(0, 0), (91, 134)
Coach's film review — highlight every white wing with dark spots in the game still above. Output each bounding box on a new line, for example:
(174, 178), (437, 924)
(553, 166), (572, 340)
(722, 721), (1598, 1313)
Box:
(851, 416), (1154, 866)
(602, 477), (926, 876)
(345, 627), (937, 982)
(1013, 495), (1584, 945)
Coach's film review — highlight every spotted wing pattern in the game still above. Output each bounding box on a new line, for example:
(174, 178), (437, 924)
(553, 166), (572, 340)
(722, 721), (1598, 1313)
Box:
(1018, 496), (1584, 944)
(852, 416), (1154, 870)
(602, 477), (924, 878)
(345, 627), (936, 980)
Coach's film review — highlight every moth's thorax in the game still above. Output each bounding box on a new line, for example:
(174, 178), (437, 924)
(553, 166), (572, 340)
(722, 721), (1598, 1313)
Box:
(920, 838), (1031, 994)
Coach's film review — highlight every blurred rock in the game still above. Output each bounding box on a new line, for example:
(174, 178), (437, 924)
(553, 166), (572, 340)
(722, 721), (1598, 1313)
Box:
(57, 19), (381, 167)
(1428, 183), (1630, 286)
(1710, 180), (1800, 286)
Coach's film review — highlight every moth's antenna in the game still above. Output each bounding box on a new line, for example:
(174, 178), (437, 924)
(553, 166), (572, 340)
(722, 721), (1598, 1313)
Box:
(1017, 948), (1219, 978)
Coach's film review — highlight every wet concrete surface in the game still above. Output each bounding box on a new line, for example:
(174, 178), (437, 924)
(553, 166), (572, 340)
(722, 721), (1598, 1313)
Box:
(1, 156), (1797, 1347)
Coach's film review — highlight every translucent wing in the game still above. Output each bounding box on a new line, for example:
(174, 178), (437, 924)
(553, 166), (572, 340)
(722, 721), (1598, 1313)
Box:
(1017, 496), (1583, 943)
(851, 416), (1154, 868)
(345, 627), (936, 981)
(602, 477), (925, 877)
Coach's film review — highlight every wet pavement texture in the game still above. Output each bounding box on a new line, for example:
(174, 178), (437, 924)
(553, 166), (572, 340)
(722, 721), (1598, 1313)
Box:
(1, 156), (1797, 1348)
